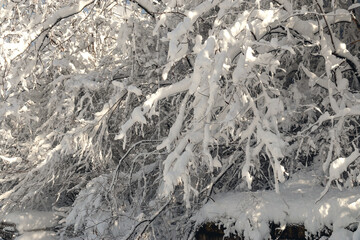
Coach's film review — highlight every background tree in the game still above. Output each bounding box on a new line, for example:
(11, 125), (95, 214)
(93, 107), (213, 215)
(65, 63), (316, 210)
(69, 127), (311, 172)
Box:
(0, 0), (360, 239)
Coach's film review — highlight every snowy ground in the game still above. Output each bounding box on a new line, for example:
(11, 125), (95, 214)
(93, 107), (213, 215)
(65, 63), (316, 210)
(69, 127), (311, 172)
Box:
(0, 211), (58, 240)
(14, 231), (57, 240)
(2, 171), (360, 239)
(192, 169), (360, 240)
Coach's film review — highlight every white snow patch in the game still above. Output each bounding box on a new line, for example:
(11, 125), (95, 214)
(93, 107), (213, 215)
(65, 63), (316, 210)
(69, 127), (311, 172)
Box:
(349, 3), (360, 10)
(127, 85), (142, 96)
(0, 155), (22, 164)
(15, 231), (57, 240)
(0, 211), (58, 233)
(193, 170), (360, 239)
(328, 228), (353, 240)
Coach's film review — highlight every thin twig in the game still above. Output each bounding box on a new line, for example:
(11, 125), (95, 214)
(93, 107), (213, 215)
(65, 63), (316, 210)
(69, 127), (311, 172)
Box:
(109, 139), (162, 192)
(124, 198), (171, 240)
(315, 0), (336, 50)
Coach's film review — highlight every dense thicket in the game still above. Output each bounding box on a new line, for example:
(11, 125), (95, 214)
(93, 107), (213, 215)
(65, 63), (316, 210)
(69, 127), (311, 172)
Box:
(0, 0), (360, 239)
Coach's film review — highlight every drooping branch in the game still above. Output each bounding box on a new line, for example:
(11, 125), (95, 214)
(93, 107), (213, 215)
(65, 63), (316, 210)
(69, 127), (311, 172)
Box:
(123, 198), (171, 240)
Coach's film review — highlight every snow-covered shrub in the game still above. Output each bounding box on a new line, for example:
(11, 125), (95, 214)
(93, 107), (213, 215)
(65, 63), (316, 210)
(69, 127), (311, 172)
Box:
(1, 0), (360, 239)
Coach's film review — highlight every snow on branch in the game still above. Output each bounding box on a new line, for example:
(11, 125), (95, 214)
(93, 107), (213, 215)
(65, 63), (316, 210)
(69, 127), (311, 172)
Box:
(2, 0), (360, 239)
(130, 0), (156, 18)
(8, 0), (95, 61)
(115, 77), (191, 142)
(317, 149), (360, 203)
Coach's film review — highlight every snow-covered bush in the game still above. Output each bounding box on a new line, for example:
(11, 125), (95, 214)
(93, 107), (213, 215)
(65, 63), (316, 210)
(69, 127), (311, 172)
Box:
(1, 0), (360, 239)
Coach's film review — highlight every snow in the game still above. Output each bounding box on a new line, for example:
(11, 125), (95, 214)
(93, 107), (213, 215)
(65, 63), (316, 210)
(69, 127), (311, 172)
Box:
(248, 9), (285, 39)
(115, 77), (191, 141)
(323, 9), (351, 25)
(161, 131), (203, 205)
(193, 170), (360, 239)
(0, 211), (58, 233)
(300, 64), (337, 90)
(65, 175), (113, 238)
(328, 229), (353, 240)
(144, 77), (191, 113)
(162, 0), (221, 80)
(333, 36), (360, 76)
(215, 0), (237, 27)
(287, 17), (318, 39)
(349, 3), (360, 10)
(317, 149), (360, 202)
(111, 80), (125, 89)
(0, 211), (58, 240)
(186, 0), (221, 23)
(243, 140), (253, 189)
(6, 0), (94, 60)
(328, 149), (359, 181)
(135, 0), (156, 13)
(157, 94), (189, 151)
(127, 85), (142, 96)
(0, 155), (22, 164)
(2, 0), (360, 239)
(15, 231), (57, 240)
(131, 106), (147, 124)
(189, 36), (216, 94)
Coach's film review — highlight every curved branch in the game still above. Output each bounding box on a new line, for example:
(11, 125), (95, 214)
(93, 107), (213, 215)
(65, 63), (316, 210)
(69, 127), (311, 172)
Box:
(124, 198), (171, 240)
(130, 0), (155, 19)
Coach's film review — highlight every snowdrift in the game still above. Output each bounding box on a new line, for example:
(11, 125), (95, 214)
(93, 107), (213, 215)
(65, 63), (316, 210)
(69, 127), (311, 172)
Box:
(0, 211), (57, 240)
(193, 170), (360, 240)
